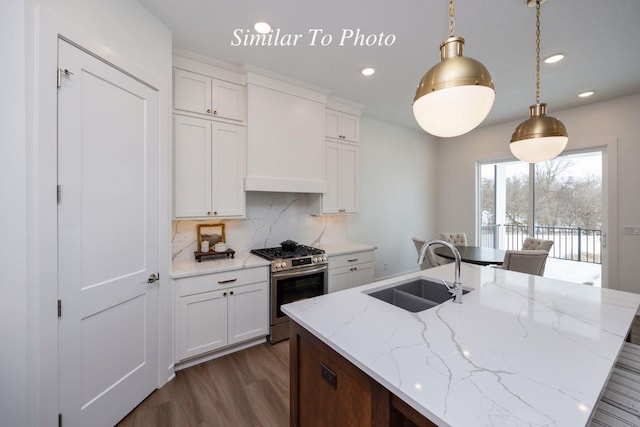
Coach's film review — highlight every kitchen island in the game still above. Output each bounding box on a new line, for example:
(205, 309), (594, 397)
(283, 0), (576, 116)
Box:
(282, 263), (640, 426)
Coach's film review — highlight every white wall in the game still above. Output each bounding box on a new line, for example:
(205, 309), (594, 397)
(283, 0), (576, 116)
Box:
(348, 117), (439, 279)
(24, 0), (173, 425)
(0, 1), (30, 426)
(437, 94), (640, 293)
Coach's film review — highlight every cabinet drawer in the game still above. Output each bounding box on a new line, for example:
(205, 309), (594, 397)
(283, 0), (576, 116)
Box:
(176, 266), (268, 297)
(328, 250), (374, 270)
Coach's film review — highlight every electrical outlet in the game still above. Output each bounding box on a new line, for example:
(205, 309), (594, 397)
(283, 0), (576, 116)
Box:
(622, 225), (640, 235)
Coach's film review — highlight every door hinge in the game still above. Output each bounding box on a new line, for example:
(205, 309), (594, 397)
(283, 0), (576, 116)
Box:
(57, 68), (74, 88)
(57, 185), (61, 204)
(58, 300), (62, 318)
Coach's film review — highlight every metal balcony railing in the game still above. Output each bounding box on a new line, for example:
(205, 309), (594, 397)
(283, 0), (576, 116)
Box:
(480, 224), (602, 264)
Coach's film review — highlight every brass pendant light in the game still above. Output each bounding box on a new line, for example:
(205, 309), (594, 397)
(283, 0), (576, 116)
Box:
(510, 0), (568, 163)
(413, 0), (495, 138)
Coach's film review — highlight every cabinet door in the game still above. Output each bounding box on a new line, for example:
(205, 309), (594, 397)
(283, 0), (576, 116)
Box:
(339, 143), (359, 213)
(212, 79), (245, 122)
(174, 69), (212, 115)
(227, 282), (268, 345)
(322, 141), (341, 213)
(340, 113), (360, 143)
(328, 266), (352, 293)
(177, 290), (227, 361)
(325, 109), (341, 140)
(212, 122), (246, 217)
(174, 116), (212, 217)
(350, 262), (374, 288)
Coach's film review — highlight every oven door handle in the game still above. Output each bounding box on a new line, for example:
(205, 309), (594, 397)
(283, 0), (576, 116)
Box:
(273, 265), (328, 279)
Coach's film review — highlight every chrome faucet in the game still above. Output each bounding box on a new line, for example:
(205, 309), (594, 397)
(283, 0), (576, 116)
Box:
(418, 239), (463, 304)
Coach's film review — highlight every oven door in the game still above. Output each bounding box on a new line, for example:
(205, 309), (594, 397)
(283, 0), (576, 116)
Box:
(271, 264), (328, 325)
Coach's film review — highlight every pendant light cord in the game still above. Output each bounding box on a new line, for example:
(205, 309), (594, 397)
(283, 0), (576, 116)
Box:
(535, 0), (541, 104)
(449, 0), (455, 37)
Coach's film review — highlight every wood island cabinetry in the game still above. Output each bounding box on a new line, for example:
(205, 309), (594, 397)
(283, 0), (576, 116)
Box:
(290, 321), (436, 427)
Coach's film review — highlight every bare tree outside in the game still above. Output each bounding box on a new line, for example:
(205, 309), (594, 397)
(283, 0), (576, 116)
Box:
(480, 153), (603, 263)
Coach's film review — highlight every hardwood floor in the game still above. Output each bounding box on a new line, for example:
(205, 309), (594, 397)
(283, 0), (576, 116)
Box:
(117, 341), (290, 427)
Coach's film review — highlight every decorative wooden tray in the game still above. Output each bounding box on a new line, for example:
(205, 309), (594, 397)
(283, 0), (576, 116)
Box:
(194, 248), (236, 262)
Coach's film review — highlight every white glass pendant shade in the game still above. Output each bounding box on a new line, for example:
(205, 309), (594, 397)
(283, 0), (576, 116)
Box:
(510, 103), (568, 163)
(413, 85), (495, 137)
(413, 37), (495, 138)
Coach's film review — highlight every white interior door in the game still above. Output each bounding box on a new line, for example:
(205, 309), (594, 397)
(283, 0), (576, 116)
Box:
(57, 39), (159, 427)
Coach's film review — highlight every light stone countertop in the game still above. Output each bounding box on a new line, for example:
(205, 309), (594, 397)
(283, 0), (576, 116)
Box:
(282, 262), (640, 426)
(171, 251), (270, 278)
(171, 241), (375, 278)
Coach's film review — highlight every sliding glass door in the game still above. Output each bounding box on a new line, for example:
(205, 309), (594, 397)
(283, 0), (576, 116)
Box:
(478, 149), (603, 286)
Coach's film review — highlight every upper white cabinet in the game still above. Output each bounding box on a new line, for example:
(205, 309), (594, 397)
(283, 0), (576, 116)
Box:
(174, 115), (245, 218)
(325, 108), (360, 143)
(245, 72), (327, 193)
(320, 141), (359, 214)
(174, 68), (245, 122)
(314, 100), (362, 214)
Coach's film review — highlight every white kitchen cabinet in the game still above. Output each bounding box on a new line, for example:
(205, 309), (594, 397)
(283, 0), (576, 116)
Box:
(316, 140), (359, 214)
(327, 250), (375, 293)
(174, 115), (245, 218)
(175, 267), (269, 361)
(325, 108), (360, 143)
(174, 68), (245, 122)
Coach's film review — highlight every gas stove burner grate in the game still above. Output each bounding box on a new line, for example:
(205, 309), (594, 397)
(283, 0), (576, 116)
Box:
(251, 245), (325, 261)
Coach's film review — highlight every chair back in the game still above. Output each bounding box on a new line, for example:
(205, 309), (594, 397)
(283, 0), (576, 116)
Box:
(439, 232), (467, 246)
(522, 237), (554, 251)
(412, 237), (439, 270)
(501, 250), (549, 276)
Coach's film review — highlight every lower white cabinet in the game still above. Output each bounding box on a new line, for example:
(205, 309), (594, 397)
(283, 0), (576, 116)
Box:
(175, 267), (268, 361)
(327, 250), (375, 293)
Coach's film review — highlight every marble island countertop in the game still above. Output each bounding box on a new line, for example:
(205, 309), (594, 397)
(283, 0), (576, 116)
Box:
(282, 263), (640, 426)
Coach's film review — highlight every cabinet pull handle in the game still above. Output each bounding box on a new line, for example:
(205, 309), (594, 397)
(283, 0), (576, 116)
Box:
(230, 291), (234, 296)
(223, 292), (227, 297)
(213, 110), (218, 115)
(347, 258), (358, 262)
(206, 109), (211, 114)
(213, 211), (218, 216)
(218, 278), (238, 284)
(338, 209), (346, 213)
(207, 211), (211, 216)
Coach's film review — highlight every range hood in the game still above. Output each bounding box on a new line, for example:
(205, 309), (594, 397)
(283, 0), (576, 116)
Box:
(245, 72), (328, 194)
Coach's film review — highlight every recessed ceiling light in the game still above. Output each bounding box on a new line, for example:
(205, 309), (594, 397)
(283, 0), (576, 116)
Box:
(578, 90), (595, 98)
(361, 67), (375, 76)
(544, 53), (564, 64)
(254, 21), (271, 34)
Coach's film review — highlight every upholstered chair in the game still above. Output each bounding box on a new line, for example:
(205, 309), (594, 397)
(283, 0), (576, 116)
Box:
(412, 237), (447, 270)
(439, 232), (468, 246)
(522, 237), (554, 252)
(501, 250), (549, 276)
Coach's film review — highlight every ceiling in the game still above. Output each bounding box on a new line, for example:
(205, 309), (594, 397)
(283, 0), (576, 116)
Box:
(138, 0), (640, 132)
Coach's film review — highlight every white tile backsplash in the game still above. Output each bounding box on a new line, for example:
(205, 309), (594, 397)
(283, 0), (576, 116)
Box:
(172, 192), (347, 261)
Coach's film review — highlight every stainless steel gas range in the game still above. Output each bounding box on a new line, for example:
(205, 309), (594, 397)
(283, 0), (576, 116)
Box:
(251, 241), (327, 343)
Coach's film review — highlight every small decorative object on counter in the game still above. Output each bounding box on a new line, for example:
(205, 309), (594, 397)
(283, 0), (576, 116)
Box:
(194, 223), (234, 262)
(194, 248), (235, 262)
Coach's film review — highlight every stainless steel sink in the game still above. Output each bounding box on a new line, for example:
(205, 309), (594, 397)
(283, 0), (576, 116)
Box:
(366, 278), (472, 312)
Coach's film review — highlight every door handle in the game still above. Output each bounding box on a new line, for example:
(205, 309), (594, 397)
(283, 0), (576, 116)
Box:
(147, 273), (159, 283)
